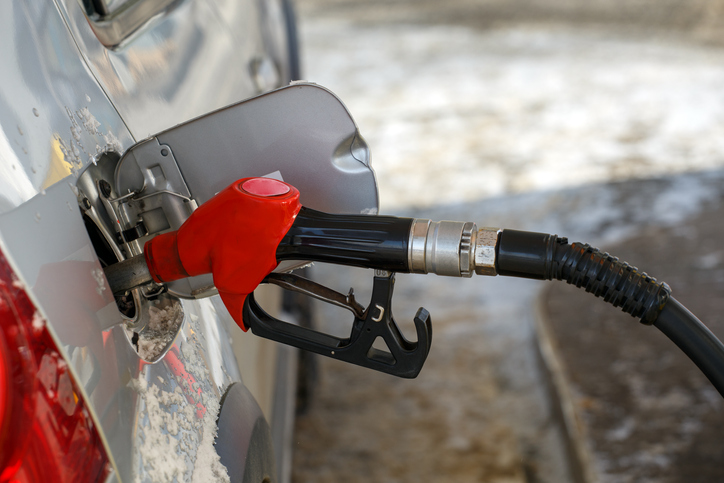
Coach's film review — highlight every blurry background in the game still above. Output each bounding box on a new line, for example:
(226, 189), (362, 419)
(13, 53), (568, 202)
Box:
(290, 1), (724, 482)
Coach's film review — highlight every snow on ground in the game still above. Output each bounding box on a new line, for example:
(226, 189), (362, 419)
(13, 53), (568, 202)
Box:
(300, 18), (724, 211)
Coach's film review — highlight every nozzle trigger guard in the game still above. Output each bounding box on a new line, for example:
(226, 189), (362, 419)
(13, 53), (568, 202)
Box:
(242, 272), (432, 378)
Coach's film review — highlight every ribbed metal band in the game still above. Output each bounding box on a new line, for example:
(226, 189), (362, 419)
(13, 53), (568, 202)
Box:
(459, 222), (476, 277)
(408, 219), (477, 277)
(408, 219), (431, 273)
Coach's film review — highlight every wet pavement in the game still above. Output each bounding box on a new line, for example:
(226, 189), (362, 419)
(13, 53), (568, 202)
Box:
(291, 1), (724, 481)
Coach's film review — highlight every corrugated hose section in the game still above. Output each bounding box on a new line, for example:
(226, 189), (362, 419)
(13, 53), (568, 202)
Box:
(547, 239), (671, 325)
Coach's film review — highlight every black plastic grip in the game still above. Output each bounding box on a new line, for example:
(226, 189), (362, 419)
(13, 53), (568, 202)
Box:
(276, 207), (413, 272)
(497, 230), (671, 324)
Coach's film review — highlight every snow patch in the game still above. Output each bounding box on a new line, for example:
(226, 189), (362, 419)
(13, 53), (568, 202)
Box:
(136, 301), (184, 362)
(605, 417), (636, 442)
(78, 107), (101, 135)
(101, 130), (123, 155)
(31, 311), (45, 331)
(190, 397), (230, 483)
(129, 308), (231, 483)
(696, 252), (723, 270)
(130, 375), (188, 482)
(91, 268), (106, 296)
(57, 106), (123, 176)
(56, 134), (83, 176)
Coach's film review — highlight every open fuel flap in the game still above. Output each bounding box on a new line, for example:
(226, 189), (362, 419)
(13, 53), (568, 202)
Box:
(108, 83), (379, 300)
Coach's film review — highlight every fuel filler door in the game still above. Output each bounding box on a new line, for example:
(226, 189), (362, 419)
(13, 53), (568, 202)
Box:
(110, 83), (379, 298)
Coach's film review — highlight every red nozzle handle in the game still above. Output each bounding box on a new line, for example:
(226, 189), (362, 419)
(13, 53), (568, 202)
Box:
(144, 177), (302, 330)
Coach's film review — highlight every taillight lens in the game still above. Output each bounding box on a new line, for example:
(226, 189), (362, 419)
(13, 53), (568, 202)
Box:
(0, 249), (111, 483)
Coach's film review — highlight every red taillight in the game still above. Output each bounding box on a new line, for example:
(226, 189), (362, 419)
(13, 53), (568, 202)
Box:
(0, 249), (111, 483)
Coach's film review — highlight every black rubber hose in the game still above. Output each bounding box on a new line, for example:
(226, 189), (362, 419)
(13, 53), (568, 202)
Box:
(655, 298), (724, 397)
(497, 230), (670, 324)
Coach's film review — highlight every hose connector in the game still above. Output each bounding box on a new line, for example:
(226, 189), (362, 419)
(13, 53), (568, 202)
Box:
(408, 219), (478, 277)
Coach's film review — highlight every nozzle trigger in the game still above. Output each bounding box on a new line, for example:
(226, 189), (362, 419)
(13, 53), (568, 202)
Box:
(242, 272), (432, 378)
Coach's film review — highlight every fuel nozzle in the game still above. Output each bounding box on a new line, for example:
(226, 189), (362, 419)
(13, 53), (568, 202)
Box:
(104, 178), (504, 336)
(274, 208), (501, 278)
(104, 177), (504, 303)
(104, 214), (502, 299)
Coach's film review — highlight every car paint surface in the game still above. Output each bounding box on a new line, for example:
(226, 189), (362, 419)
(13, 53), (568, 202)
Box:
(0, 0), (291, 481)
(0, 0), (133, 213)
(54, 0), (278, 138)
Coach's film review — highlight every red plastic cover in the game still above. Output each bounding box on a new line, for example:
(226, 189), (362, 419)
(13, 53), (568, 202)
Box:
(144, 178), (302, 329)
(0, 249), (110, 482)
